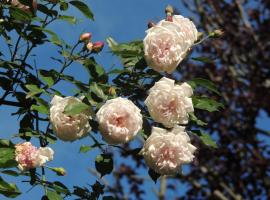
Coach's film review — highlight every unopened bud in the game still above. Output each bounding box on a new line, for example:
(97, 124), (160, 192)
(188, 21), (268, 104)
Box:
(209, 29), (224, 38)
(80, 33), (92, 42)
(86, 42), (93, 51)
(108, 87), (116, 96)
(92, 41), (104, 53)
(51, 167), (66, 176)
(165, 5), (174, 15)
(147, 21), (155, 29)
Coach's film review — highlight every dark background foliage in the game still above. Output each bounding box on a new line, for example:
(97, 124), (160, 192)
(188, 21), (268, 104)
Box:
(0, 0), (269, 199)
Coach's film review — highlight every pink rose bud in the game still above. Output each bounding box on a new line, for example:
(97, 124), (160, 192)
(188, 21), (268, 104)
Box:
(80, 33), (92, 42)
(92, 41), (104, 53)
(86, 42), (93, 51)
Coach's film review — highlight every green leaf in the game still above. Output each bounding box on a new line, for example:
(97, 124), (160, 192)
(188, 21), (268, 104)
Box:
(58, 15), (77, 24)
(39, 70), (54, 87)
(189, 113), (207, 126)
(10, 7), (32, 21)
(106, 37), (144, 67)
(188, 78), (221, 95)
(0, 176), (21, 198)
(36, 28), (62, 46)
(0, 148), (17, 169)
(192, 96), (224, 112)
(69, 1), (94, 20)
(47, 190), (63, 200)
(192, 56), (215, 63)
(95, 154), (113, 177)
(83, 58), (108, 83)
(25, 84), (44, 99)
(192, 130), (218, 148)
(1, 170), (19, 177)
(49, 181), (70, 195)
(31, 104), (49, 115)
(0, 139), (14, 148)
(79, 145), (92, 153)
(63, 101), (90, 116)
(90, 83), (107, 101)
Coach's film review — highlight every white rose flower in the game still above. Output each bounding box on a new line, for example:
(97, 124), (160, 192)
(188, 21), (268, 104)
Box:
(50, 95), (92, 142)
(15, 142), (54, 171)
(141, 126), (196, 175)
(145, 77), (193, 128)
(96, 97), (143, 144)
(144, 15), (198, 73)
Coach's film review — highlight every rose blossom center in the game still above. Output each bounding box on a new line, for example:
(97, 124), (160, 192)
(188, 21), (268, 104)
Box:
(109, 114), (129, 128)
(17, 146), (38, 168)
(160, 100), (177, 115)
(157, 40), (171, 58)
(156, 145), (177, 166)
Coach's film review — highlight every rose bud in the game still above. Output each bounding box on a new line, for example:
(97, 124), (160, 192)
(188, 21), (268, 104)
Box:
(86, 42), (93, 51)
(80, 33), (92, 42)
(92, 41), (104, 53)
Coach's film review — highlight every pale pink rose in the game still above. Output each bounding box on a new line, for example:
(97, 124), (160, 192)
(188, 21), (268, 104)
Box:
(15, 142), (54, 171)
(145, 77), (193, 128)
(96, 97), (143, 144)
(144, 15), (198, 73)
(80, 33), (92, 42)
(49, 95), (92, 142)
(141, 126), (196, 175)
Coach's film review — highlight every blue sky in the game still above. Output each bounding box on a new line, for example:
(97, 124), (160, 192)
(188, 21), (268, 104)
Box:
(0, 0), (269, 199)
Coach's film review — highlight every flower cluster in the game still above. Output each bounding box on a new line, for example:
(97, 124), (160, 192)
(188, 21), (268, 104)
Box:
(144, 15), (198, 73)
(80, 32), (104, 53)
(15, 142), (54, 171)
(142, 77), (196, 174)
(46, 9), (198, 176)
